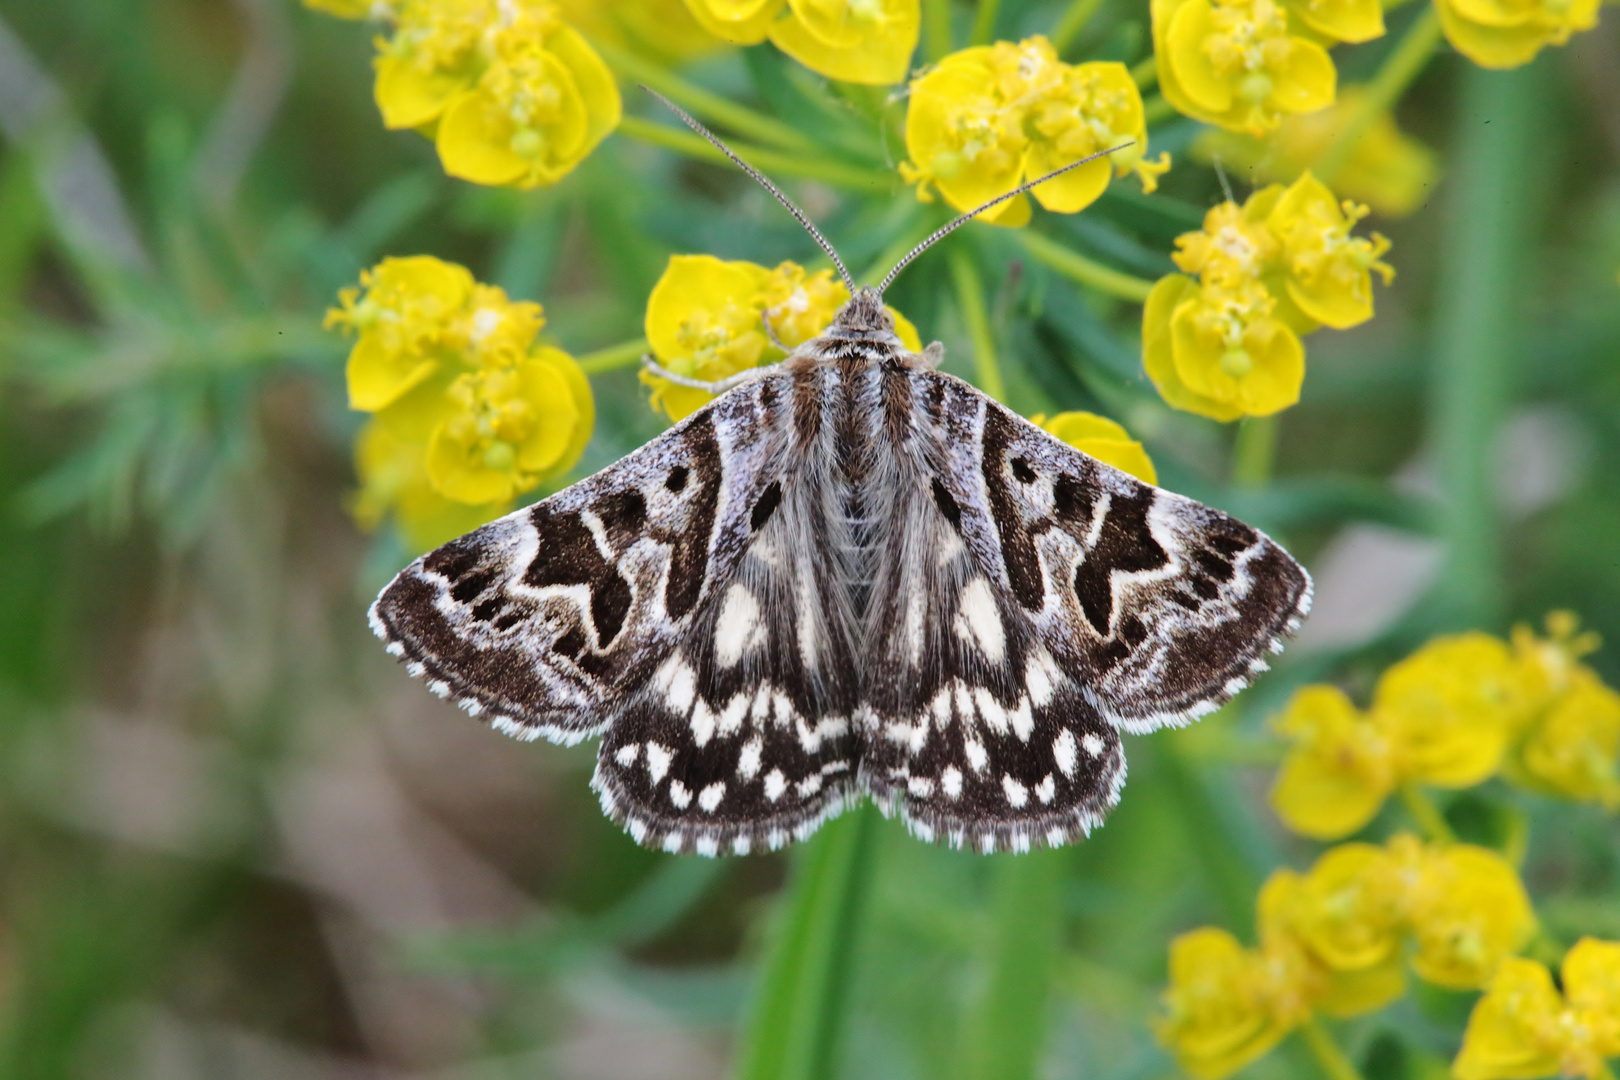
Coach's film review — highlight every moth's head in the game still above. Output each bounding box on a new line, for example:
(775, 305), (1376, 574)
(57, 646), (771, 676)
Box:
(828, 287), (897, 341)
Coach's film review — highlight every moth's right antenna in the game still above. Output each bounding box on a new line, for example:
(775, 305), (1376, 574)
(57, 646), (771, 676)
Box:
(876, 143), (1134, 297)
(641, 86), (855, 296)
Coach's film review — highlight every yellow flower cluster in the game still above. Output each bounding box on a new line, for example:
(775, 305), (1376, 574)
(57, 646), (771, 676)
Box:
(1143, 170), (1393, 421)
(1152, 0), (1365, 136)
(305, 0), (620, 189)
(641, 254), (921, 421)
(1272, 614), (1620, 840)
(901, 36), (1169, 227)
(1434, 0), (1601, 69)
(558, 0), (720, 64)
(682, 0), (919, 84)
(1032, 411), (1158, 484)
(327, 256), (593, 550)
(1193, 88), (1441, 218)
(1457, 939), (1620, 1080)
(1158, 833), (1536, 1080)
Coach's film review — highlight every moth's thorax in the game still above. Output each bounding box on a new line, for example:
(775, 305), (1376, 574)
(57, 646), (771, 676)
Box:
(821, 288), (900, 343)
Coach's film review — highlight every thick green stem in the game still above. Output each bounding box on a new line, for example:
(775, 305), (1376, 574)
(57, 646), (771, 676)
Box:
(1051, 0), (1108, 53)
(577, 337), (649, 374)
(1317, 8), (1442, 184)
(599, 43), (814, 153)
(1425, 63), (1545, 630)
(734, 808), (878, 1080)
(1129, 56), (1158, 92)
(969, 0), (1001, 44)
(1399, 783), (1456, 844)
(923, 0), (954, 60)
(616, 116), (894, 191)
(1299, 1018), (1367, 1080)
(1015, 231), (1155, 303)
(948, 247), (1006, 403)
(1231, 415), (1278, 487)
(959, 849), (1066, 1080)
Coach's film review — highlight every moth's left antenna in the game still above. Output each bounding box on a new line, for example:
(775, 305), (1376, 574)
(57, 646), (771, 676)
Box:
(641, 86), (855, 296)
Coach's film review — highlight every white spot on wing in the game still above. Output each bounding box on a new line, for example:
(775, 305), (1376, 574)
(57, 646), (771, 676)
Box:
(615, 743), (640, 767)
(974, 688), (1008, 735)
(667, 661), (696, 715)
(690, 697), (716, 746)
(953, 577), (1006, 662)
(715, 584), (763, 668)
(942, 766), (963, 798)
(646, 742), (672, 784)
(1025, 652), (1055, 708)
(764, 769), (787, 801)
(1008, 696), (1034, 741)
(1053, 730), (1078, 777)
(1082, 733), (1106, 757)
(964, 738), (988, 773)
(1002, 775), (1028, 808)
(1035, 774), (1056, 804)
(738, 737), (763, 780)
(698, 782), (725, 811)
(669, 780), (692, 808)
(907, 776), (935, 797)
(719, 693), (749, 735)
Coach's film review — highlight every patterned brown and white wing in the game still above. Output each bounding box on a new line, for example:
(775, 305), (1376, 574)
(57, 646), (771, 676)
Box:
(370, 373), (860, 855)
(859, 369), (1311, 852)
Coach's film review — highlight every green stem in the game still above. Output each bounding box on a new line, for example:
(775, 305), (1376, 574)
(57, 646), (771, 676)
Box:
(1425, 63), (1545, 630)
(577, 337), (649, 374)
(1399, 783), (1456, 844)
(923, 0), (954, 60)
(599, 42), (815, 154)
(1317, 8), (1442, 184)
(1051, 0), (1108, 53)
(616, 116), (894, 191)
(1143, 94), (1176, 126)
(1299, 1017), (1366, 1080)
(1129, 56), (1158, 92)
(948, 247), (1006, 403)
(960, 850), (1066, 1080)
(1230, 415), (1278, 487)
(969, 0), (1001, 44)
(734, 808), (878, 1080)
(1014, 231), (1155, 303)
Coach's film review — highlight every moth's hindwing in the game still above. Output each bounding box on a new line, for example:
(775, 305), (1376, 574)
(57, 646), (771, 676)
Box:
(370, 372), (859, 855)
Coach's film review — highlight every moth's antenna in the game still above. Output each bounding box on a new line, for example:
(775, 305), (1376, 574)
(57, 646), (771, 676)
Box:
(641, 86), (855, 296)
(876, 142), (1134, 297)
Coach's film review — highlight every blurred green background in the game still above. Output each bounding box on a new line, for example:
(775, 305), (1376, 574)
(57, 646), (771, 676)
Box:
(0, 1), (1617, 1079)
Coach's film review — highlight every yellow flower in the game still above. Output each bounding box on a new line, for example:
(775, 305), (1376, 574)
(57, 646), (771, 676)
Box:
(1192, 88), (1441, 218)
(1456, 940), (1620, 1080)
(327, 255), (476, 412)
(1284, 0), (1384, 42)
(304, 0), (388, 18)
(902, 38), (1167, 224)
(1265, 171), (1394, 330)
(1171, 198), (1282, 287)
(1032, 412), (1157, 484)
(1166, 277), (1305, 416)
(372, 0), (490, 130)
(1509, 614), (1620, 807)
(1257, 860), (1407, 1017)
(641, 254), (921, 421)
(437, 22), (621, 189)
(1153, 0), (1337, 136)
(1399, 836), (1536, 990)
(368, 0), (619, 189)
(1434, 0), (1601, 69)
(1155, 927), (1309, 1080)
(425, 347), (592, 503)
(352, 418), (510, 552)
(681, 0), (920, 84)
(558, 0), (721, 63)
(770, 0), (920, 85)
(1271, 685), (1396, 840)
(1372, 632), (1537, 788)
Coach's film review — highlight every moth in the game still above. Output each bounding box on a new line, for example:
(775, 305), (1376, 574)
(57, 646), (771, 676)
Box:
(370, 97), (1312, 857)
